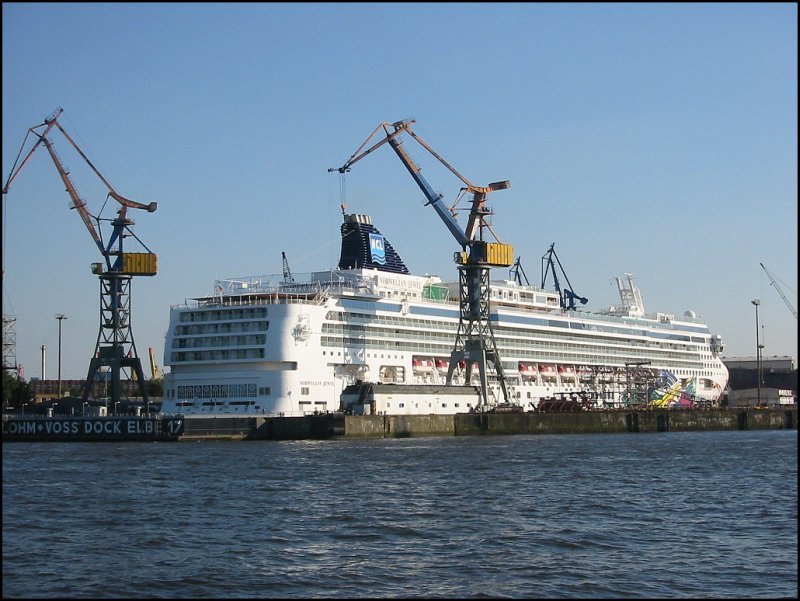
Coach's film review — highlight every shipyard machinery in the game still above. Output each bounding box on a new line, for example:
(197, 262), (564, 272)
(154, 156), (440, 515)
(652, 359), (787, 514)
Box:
(2, 108), (157, 404)
(330, 119), (514, 408)
(509, 256), (531, 286)
(760, 262), (797, 320)
(282, 251), (295, 284)
(541, 243), (588, 311)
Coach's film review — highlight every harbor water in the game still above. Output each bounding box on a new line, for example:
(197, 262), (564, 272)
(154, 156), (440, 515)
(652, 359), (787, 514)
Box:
(3, 430), (797, 598)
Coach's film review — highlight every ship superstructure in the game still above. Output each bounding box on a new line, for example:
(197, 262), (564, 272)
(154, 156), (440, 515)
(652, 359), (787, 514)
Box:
(161, 211), (728, 416)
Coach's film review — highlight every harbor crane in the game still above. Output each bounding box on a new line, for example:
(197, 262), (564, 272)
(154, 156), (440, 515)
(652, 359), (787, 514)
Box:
(541, 243), (588, 311)
(760, 262), (797, 319)
(510, 256), (530, 286)
(2, 108), (158, 405)
(330, 119), (514, 408)
(282, 251), (295, 284)
(148, 346), (162, 380)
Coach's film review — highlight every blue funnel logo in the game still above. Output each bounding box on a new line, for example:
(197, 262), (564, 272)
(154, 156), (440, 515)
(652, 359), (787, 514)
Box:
(369, 233), (386, 265)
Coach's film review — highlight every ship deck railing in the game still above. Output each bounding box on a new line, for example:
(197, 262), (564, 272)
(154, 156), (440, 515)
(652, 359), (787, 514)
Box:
(172, 272), (712, 334)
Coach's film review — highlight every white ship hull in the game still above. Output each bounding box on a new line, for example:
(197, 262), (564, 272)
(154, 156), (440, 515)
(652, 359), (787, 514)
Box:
(162, 214), (728, 416)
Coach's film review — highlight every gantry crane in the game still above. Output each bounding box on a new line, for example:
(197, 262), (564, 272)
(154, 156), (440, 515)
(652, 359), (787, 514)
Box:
(760, 262), (797, 319)
(541, 243), (588, 311)
(330, 119), (514, 408)
(3, 108), (158, 405)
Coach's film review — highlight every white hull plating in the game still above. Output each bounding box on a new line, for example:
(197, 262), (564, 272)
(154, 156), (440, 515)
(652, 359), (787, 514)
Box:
(162, 266), (729, 417)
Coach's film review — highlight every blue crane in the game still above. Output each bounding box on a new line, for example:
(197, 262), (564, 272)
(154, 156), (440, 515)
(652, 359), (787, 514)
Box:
(331, 119), (515, 407)
(541, 243), (588, 311)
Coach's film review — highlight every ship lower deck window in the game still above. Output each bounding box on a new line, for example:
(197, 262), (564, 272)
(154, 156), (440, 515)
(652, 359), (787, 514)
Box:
(177, 383), (258, 399)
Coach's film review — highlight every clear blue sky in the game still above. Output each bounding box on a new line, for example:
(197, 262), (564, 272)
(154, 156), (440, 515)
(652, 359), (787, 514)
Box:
(2, 3), (797, 381)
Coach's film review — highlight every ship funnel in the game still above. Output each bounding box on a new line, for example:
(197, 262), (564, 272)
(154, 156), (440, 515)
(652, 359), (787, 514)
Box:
(338, 212), (410, 274)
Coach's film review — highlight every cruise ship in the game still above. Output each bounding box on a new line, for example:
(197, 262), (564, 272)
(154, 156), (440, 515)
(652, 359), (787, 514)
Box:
(161, 211), (728, 416)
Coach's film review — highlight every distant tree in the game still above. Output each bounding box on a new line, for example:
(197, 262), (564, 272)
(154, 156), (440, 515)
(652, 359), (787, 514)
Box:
(2, 370), (33, 411)
(146, 378), (163, 398)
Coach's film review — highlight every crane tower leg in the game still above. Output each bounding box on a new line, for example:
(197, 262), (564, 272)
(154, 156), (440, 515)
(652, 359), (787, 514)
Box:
(81, 274), (149, 404)
(445, 266), (510, 408)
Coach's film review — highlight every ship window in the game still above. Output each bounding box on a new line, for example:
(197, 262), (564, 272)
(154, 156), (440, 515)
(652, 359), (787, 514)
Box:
(259, 387), (270, 395)
(301, 387), (309, 395)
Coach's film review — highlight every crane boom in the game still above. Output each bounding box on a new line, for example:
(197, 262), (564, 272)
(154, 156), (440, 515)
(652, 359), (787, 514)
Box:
(760, 262), (797, 319)
(541, 243), (588, 311)
(148, 346), (162, 379)
(2, 108), (158, 273)
(331, 120), (470, 248)
(282, 251), (294, 283)
(40, 135), (105, 252)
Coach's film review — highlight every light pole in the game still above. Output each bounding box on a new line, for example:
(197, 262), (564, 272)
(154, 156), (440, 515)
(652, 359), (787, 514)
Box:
(750, 300), (762, 407)
(56, 314), (67, 399)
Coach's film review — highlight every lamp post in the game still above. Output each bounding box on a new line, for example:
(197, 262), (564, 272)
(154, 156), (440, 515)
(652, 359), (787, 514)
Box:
(750, 300), (761, 407)
(56, 314), (67, 399)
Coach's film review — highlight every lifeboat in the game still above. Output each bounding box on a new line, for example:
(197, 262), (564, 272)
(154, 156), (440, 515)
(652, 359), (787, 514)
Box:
(558, 365), (577, 380)
(412, 357), (434, 373)
(578, 365), (593, 381)
(457, 361), (480, 371)
(518, 362), (538, 382)
(435, 358), (450, 373)
(539, 364), (558, 380)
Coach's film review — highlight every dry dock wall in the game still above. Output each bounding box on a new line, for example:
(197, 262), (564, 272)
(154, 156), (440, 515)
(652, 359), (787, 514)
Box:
(241, 408), (796, 440)
(341, 414), (456, 438)
(284, 408), (795, 440)
(4, 408), (795, 442)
